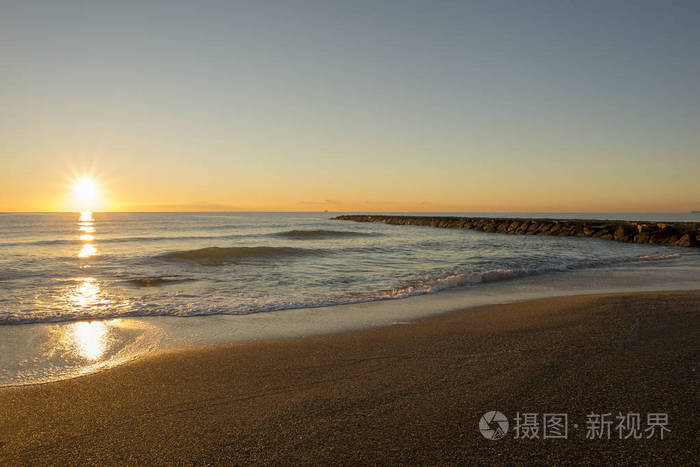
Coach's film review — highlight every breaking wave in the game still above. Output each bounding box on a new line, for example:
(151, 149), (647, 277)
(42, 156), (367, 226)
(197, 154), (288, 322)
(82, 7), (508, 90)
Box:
(372, 252), (686, 299)
(2, 250), (689, 325)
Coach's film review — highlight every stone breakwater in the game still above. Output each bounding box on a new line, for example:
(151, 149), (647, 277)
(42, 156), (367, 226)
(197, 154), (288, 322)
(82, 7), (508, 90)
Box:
(334, 215), (700, 248)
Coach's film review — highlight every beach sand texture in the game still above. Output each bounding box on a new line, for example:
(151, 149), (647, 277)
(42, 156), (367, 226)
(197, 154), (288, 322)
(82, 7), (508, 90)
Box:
(1, 291), (698, 464)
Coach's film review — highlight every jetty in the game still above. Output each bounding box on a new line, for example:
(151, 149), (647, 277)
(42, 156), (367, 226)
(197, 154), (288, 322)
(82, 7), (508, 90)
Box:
(335, 215), (700, 248)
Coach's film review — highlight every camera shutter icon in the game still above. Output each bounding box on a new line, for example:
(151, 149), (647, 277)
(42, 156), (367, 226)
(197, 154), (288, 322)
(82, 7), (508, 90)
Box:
(479, 411), (509, 440)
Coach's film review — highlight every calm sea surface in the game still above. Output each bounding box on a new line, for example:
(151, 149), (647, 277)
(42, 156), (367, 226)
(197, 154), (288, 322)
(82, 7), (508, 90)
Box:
(1, 212), (697, 325)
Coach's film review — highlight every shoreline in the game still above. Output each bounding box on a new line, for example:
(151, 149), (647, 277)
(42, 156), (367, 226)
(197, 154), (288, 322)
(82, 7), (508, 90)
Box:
(0, 288), (692, 389)
(3, 252), (700, 388)
(1, 290), (699, 463)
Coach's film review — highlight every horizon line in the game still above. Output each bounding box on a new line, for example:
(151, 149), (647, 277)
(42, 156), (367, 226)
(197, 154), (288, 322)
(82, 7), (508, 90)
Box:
(1, 210), (698, 215)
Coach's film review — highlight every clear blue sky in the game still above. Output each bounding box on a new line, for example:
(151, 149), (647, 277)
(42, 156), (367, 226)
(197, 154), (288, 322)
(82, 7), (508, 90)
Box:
(2, 0), (699, 211)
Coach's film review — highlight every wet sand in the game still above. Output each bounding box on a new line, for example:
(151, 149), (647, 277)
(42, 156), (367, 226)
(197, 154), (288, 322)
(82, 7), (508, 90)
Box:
(1, 291), (698, 464)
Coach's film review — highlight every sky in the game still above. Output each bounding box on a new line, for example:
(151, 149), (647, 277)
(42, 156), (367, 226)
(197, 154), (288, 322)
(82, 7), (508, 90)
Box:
(1, 0), (699, 212)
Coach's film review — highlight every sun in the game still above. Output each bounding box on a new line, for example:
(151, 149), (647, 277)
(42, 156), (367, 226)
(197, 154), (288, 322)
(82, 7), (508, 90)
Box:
(72, 177), (100, 211)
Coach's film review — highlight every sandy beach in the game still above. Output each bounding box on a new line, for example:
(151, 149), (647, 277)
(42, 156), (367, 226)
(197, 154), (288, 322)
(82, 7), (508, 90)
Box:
(5, 0), (700, 463)
(1, 291), (698, 464)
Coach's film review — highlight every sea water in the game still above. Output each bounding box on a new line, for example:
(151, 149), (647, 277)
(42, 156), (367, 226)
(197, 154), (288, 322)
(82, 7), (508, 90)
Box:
(1, 211), (699, 385)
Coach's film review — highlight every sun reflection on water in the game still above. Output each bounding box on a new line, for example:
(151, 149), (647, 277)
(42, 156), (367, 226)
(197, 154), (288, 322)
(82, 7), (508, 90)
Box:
(63, 321), (110, 360)
(77, 211), (97, 258)
(77, 244), (97, 258)
(58, 277), (112, 360)
(69, 277), (101, 307)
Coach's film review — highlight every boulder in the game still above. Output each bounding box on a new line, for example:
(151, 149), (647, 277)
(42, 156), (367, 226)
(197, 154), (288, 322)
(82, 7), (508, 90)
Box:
(516, 222), (530, 234)
(483, 222), (497, 233)
(676, 234), (692, 247)
(537, 223), (553, 234)
(592, 229), (612, 239)
(614, 226), (630, 242)
(526, 222), (540, 234)
(634, 232), (650, 243)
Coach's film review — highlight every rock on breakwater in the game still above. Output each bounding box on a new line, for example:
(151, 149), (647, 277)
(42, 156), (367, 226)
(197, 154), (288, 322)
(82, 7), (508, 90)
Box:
(334, 215), (700, 248)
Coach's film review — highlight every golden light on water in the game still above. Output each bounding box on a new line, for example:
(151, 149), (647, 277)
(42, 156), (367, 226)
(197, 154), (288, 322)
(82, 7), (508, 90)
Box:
(59, 278), (111, 360)
(69, 277), (101, 307)
(64, 321), (109, 360)
(78, 243), (97, 258)
(77, 211), (97, 258)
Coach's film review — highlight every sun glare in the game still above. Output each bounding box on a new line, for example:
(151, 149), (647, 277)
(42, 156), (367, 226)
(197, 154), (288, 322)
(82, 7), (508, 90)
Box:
(72, 178), (100, 211)
(65, 320), (109, 361)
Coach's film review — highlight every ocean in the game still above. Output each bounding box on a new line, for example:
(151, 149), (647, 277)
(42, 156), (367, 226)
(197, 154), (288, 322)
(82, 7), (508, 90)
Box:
(1, 211), (699, 385)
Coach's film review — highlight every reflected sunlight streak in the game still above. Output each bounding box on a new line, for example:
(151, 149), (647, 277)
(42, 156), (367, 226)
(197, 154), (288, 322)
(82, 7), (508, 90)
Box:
(78, 243), (97, 258)
(63, 277), (111, 360)
(77, 211), (97, 258)
(69, 277), (101, 307)
(64, 321), (109, 360)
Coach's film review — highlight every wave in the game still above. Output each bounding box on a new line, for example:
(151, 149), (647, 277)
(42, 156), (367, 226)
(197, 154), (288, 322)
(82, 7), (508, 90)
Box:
(639, 253), (681, 260)
(0, 229), (375, 247)
(125, 276), (194, 287)
(0, 250), (689, 325)
(158, 246), (321, 266)
(373, 252), (686, 299)
(0, 239), (78, 247)
(0, 233), (259, 248)
(273, 229), (376, 239)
